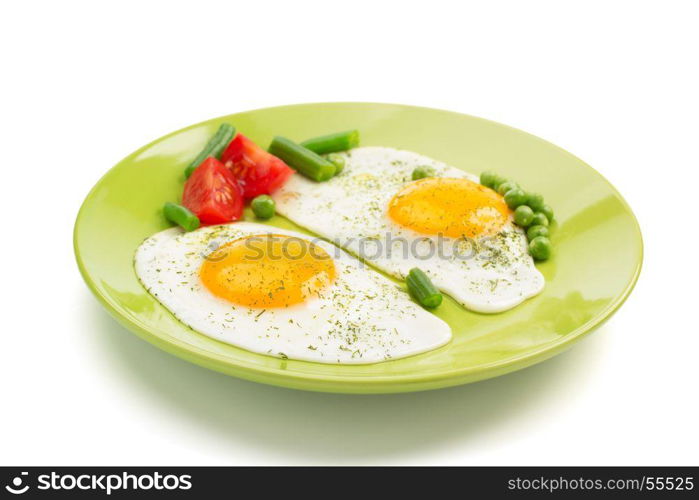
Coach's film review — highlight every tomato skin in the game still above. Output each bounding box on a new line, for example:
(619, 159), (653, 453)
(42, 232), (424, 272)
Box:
(182, 157), (243, 225)
(221, 134), (294, 199)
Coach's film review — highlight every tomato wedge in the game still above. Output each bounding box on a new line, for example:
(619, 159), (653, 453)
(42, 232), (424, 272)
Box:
(221, 134), (294, 199)
(182, 157), (243, 225)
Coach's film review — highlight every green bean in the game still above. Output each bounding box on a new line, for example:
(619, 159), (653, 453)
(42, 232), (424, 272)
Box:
(301, 130), (359, 155)
(185, 123), (236, 178)
(406, 268), (443, 309)
(326, 153), (345, 175)
(268, 136), (336, 182)
(163, 202), (200, 231)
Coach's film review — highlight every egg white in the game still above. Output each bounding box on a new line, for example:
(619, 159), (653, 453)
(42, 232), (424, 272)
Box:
(134, 222), (451, 364)
(272, 147), (545, 313)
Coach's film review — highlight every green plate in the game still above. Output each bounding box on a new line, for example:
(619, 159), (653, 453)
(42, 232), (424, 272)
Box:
(74, 102), (642, 394)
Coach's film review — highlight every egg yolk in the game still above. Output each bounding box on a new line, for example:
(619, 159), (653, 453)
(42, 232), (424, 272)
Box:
(200, 234), (336, 308)
(387, 177), (510, 238)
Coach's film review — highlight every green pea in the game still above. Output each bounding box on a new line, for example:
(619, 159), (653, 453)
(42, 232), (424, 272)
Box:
(480, 171), (498, 188)
(497, 181), (519, 196)
(526, 192), (545, 211)
(514, 205), (535, 227)
(504, 188), (527, 209)
(529, 236), (552, 261)
(527, 225), (550, 240)
(491, 175), (507, 191)
(540, 204), (554, 222)
(327, 153), (345, 175)
(412, 165), (436, 180)
(531, 212), (549, 227)
(251, 195), (276, 219)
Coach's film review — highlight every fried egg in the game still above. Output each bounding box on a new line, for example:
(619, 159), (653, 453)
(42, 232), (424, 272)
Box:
(273, 147), (544, 313)
(135, 222), (451, 363)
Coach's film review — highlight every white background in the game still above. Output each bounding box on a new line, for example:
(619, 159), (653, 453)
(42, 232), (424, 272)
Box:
(1, 1), (697, 466)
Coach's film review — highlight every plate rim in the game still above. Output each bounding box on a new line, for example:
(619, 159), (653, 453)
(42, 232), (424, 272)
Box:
(74, 101), (644, 393)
